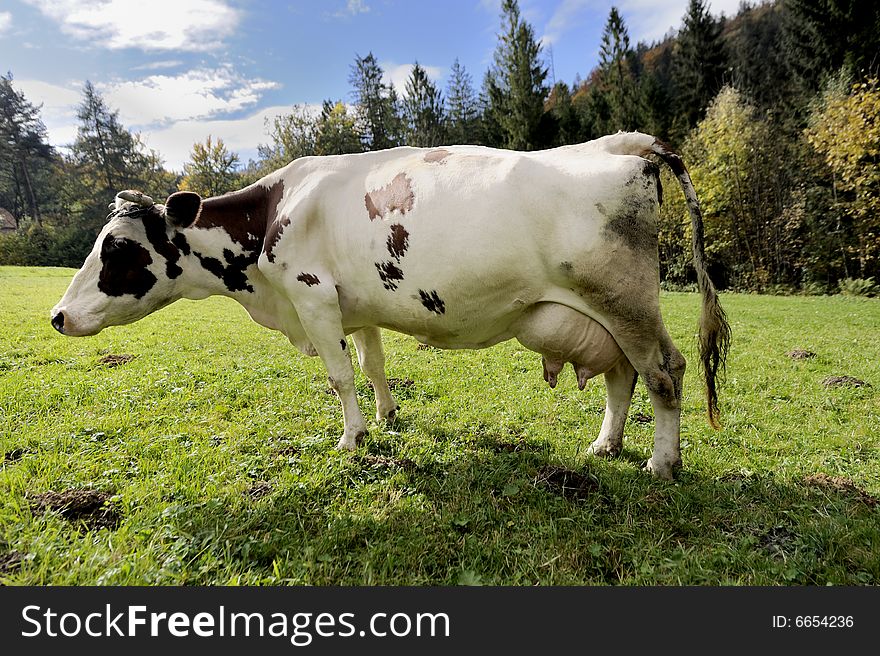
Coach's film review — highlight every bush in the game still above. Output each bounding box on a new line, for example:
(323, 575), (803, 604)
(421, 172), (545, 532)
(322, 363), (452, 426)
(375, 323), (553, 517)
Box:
(838, 277), (877, 297)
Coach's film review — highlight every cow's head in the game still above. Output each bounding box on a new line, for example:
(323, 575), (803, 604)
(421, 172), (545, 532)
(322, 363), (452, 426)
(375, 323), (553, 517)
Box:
(50, 190), (202, 336)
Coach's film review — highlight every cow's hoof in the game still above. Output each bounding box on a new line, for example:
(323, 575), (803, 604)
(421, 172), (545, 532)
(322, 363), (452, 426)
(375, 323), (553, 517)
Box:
(587, 439), (622, 458)
(378, 405), (399, 423)
(336, 430), (366, 450)
(644, 457), (680, 480)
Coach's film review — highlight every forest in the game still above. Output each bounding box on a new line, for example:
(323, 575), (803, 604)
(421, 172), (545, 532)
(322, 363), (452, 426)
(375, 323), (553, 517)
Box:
(1, 0), (878, 294)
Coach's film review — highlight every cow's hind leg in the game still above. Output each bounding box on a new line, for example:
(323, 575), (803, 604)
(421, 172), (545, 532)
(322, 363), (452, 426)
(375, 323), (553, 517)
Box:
(608, 324), (686, 480)
(588, 357), (637, 458)
(351, 327), (399, 422)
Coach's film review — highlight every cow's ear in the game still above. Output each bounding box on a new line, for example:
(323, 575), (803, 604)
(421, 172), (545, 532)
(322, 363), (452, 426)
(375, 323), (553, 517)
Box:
(164, 191), (202, 228)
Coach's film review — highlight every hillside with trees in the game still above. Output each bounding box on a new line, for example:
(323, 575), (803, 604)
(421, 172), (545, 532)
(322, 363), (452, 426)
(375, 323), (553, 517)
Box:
(1, 0), (878, 294)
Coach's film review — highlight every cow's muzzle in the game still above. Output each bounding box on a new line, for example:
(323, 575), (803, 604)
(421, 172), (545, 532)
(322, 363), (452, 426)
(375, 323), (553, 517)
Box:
(51, 311), (65, 334)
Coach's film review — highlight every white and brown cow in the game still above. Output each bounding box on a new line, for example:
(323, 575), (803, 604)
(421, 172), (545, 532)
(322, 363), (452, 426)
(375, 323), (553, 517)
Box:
(51, 132), (730, 480)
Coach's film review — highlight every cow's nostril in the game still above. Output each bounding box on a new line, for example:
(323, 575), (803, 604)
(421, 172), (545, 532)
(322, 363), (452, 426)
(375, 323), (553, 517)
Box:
(51, 311), (65, 334)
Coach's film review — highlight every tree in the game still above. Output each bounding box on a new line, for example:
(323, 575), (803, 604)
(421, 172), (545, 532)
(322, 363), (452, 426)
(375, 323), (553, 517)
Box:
(805, 77), (880, 279)
(672, 0), (726, 130)
(179, 135), (240, 198)
(596, 7), (641, 134)
(349, 53), (401, 151)
(315, 100), (363, 156)
(0, 72), (55, 226)
(485, 0), (549, 150)
(402, 63), (445, 147)
(546, 82), (580, 146)
(445, 59), (481, 145)
(257, 105), (319, 171)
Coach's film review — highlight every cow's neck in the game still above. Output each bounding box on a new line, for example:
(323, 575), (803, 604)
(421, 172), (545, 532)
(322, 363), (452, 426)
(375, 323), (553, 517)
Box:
(175, 180), (284, 301)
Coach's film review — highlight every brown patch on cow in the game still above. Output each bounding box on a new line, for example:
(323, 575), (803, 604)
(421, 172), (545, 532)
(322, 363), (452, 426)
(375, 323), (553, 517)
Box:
(822, 375), (870, 388)
(264, 216), (291, 263)
(386, 224), (410, 261)
(787, 349), (816, 360)
(376, 261), (405, 290)
(198, 180), (285, 253)
(296, 272), (321, 286)
(804, 473), (877, 507)
(0, 550), (23, 574)
(29, 490), (120, 530)
(98, 235), (157, 299)
(365, 173), (415, 221)
(418, 289), (446, 314)
(98, 354), (137, 367)
(603, 194), (658, 253)
(424, 148), (451, 163)
(142, 211), (184, 279)
(245, 481), (272, 500)
(534, 465), (599, 500)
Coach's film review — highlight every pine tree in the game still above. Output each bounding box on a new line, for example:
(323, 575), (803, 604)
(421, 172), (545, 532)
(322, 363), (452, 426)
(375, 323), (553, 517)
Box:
(179, 135), (240, 197)
(402, 63), (445, 147)
(315, 100), (362, 155)
(0, 72), (56, 226)
(445, 59), (481, 145)
(486, 0), (549, 150)
(349, 53), (401, 151)
(597, 6), (641, 133)
(672, 0), (726, 129)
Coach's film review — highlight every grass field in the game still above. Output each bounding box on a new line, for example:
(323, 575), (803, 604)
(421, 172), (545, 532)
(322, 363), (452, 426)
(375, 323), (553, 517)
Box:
(1, 265), (878, 585)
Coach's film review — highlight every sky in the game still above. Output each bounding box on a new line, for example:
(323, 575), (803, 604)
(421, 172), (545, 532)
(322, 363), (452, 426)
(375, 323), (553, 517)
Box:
(0, 0), (743, 171)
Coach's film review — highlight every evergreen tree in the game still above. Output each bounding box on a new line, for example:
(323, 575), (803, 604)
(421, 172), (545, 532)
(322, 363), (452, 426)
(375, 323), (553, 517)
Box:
(315, 100), (363, 156)
(402, 63), (445, 147)
(179, 135), (240, 198)
(672, 0), (726, 129)
(546, 82), (580, 145)
(486, 0), (549, 150)
(445, 59), (481, 145)
(597, 7), (641, 133)
(0, 72), (56, 226)
(349, 53), (401, 150)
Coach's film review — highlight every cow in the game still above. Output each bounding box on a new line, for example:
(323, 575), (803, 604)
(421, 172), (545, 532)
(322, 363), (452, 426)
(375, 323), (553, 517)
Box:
(51, 131), (730, 480)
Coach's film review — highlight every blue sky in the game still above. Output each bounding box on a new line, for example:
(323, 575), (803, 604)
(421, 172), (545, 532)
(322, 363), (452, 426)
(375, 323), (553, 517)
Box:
(0, 0), (741, 170)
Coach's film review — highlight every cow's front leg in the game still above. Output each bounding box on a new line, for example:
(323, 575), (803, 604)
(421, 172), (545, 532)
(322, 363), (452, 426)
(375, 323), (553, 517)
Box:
(291, 286), (367, 450)
(352, 327), (398, 422)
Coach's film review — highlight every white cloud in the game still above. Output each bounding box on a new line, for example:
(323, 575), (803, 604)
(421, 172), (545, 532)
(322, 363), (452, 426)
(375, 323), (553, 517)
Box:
(617, 0), (744, 44)
(23, 0), (241, 51)
(140, 104), (322, 172)
(99, 67), (280, 127)
(334, 0), (371, 17)
(381, 62), (444, 96)
(540, 0), (590, 47)
(13, 79), (83, 147)
(0, 11), (12, 33)
(131, 60), (185, 72)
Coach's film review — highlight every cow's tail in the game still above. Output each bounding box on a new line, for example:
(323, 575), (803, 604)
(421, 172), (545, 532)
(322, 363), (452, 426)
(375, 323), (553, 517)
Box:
(594, 132), (731, 429)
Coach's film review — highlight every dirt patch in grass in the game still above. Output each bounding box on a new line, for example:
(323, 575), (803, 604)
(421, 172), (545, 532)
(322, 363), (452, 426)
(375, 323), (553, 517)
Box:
(630, 412), (653, 424)
(787, 349), (816, 360)
(245, 481), (272, 500)
(534, 465), (600, 500)
(98, 354), (137, 367)
(273, 445), (301, 458)
(3, 447), (28, 463)
(0, 550), (23, 574)
(28, 490), (120, 530)
(804, 473), (877, 507)
(356, 453), (417, 471)
(822, 375), (870, 388)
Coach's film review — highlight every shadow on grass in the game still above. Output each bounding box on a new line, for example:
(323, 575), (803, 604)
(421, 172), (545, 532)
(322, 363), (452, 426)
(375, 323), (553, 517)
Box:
(143, 432), (880, 586)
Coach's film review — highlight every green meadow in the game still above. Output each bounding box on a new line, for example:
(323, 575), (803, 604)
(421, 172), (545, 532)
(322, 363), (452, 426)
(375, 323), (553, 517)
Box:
(1, 266), (878, 585)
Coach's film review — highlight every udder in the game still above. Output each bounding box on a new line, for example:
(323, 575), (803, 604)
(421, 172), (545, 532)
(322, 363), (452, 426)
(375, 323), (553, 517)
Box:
(512, 302), (624, 389)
